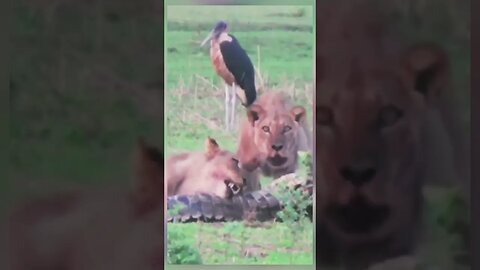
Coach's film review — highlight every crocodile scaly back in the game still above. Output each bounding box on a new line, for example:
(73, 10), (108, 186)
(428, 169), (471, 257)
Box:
(167, 174), (313, 223)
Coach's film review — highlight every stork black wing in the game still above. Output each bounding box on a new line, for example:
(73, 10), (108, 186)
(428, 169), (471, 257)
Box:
(219, 34), (256, 106)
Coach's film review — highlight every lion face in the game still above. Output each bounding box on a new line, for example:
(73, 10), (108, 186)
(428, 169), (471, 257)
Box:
(316, 42), (448, 243)
(246, 103), (307, 177)
(205, 152), (245, 198)
(192, 137), (246, 198)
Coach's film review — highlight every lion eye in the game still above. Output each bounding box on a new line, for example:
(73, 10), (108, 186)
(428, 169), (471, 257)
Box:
(283, 125), (292, 133)
(231, 157), (239, 166)
(378, 105), (403, 128)
(317, 106), (334, 126)
(262, 126), (270, 133)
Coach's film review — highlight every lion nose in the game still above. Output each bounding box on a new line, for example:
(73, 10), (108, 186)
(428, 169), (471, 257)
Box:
(340, 165), (377, 187)
(271, 144), (283, 151)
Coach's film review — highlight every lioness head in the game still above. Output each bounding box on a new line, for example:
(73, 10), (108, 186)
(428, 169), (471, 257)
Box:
(199, 137), (246, 198)
(316, 8), (449, 245)
(246, 100), (307, 177)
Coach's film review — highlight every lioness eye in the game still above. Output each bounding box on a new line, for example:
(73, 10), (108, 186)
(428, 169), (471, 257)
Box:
(283, 125), (292, 133)
(262, 126), (270, 133)
(378, 105), (403, 128)
(317, 106), (334, 126)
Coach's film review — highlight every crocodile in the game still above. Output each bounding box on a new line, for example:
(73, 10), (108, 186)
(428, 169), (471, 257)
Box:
(167, 174), (313, 223)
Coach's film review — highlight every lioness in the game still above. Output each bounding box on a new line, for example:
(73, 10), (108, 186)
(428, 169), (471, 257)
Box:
(236, 91), (312, 191)
(166, 137), (246, 198)
(315, 1), (469, 269)
(6, 138), (165, 270)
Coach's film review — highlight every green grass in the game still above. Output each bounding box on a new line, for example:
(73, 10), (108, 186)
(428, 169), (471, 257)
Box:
(165, 5), (314, 157)
(166, 31), (313, 88)
(166, 5), (313, 28)
(168, 222), (314, 265)
(165, 5), (315, 265)
(417, 187), (470, 270)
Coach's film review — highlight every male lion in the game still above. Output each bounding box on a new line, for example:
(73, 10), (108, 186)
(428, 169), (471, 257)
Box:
(315, 1), (469, 269)
(166, 136), (246, 198)
(236, 91), (312, 191)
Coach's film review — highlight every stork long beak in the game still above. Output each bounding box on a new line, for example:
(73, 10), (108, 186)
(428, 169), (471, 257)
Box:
(200, 30), (214, 47)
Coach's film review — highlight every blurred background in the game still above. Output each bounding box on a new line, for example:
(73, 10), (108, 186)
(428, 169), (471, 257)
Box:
(315, 1), (471, 269)
(8, 0), (164, 209)
(5, 0), (470, 268)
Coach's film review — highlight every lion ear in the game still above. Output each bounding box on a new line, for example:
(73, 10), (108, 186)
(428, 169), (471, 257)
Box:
(247, 104), (264, 125)
(134, 137), (164, 179)
(291, 106), (306, 123)
(401, 44), (449, 103)
(205, 137), (220, 159)
(131, 137), (164, 216)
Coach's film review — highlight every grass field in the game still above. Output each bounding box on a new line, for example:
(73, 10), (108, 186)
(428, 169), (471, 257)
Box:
(165, 5), (315, 265)
(165, 5), (314, 155)
(168, 221), (314, 265)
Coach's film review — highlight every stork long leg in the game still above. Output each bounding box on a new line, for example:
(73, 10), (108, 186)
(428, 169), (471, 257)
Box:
(225, 84), (230, 131)
(230, 82), (237, 130)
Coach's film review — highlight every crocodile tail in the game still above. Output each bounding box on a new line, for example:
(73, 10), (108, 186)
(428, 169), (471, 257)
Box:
(167, 190), (283, 223)
(167, 193), (244, 223)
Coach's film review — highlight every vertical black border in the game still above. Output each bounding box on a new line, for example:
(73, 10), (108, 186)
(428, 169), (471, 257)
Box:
(157, 0), (166, 268)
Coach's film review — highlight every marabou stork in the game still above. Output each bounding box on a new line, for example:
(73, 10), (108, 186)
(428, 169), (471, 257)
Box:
(201, 21), (257, 131)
